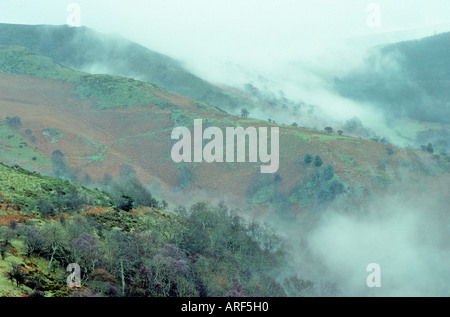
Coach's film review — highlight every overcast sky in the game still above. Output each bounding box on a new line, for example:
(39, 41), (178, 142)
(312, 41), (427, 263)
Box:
(1, 0), (449, 74)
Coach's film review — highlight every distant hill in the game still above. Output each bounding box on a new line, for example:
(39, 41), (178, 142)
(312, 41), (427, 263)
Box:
(0, 23), (255, 113)
(334, 31), (450, 124)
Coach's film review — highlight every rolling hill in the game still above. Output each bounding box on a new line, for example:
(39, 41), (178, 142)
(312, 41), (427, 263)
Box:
(0, 44), (448, 217)
(0, 23), (257, 114)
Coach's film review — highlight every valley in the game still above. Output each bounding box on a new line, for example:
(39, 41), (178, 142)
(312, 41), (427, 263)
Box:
(0, 20), (448, 298)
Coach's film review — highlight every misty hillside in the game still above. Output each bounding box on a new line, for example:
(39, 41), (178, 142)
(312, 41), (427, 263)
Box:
(334, 31), (450, 124)
(1, 0), (450, 300)
(0, 19), (448, 298)
(0, 23), (255, 112)
(0, 44), (448, 221)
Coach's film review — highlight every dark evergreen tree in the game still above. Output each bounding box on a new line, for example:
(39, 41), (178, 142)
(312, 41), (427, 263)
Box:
(314, 155), (323, 167)
(303, 153), (312, 164)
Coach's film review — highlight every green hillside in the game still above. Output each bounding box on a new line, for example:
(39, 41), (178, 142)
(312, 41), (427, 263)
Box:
(0, 120), (51, 172)
(0, 162), (111, 208)
(0, 45), (169, 110)
(0, 23), (255, 112)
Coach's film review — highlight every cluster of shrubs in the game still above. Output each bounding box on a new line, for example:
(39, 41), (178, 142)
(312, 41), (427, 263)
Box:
(308, 167), (345, 204)
(5, 116), (22, 130)
(29, 186), (95, 217)
(293, 156), (346, 205)
(107, 176), (159, 212)
(303, 153), (323, 167)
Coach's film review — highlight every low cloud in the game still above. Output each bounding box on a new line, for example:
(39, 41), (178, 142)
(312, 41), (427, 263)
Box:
(280, 177), (450, 296)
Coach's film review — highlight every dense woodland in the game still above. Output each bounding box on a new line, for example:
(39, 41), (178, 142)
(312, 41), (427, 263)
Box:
(0, 163), (309, 297)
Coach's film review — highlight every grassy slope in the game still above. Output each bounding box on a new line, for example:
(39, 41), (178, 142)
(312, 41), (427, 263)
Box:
(0, 45), (167, 110)
(0, 121), (51, 173)
(0, 23), (255, 112)
(0, 162), (111, 206)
